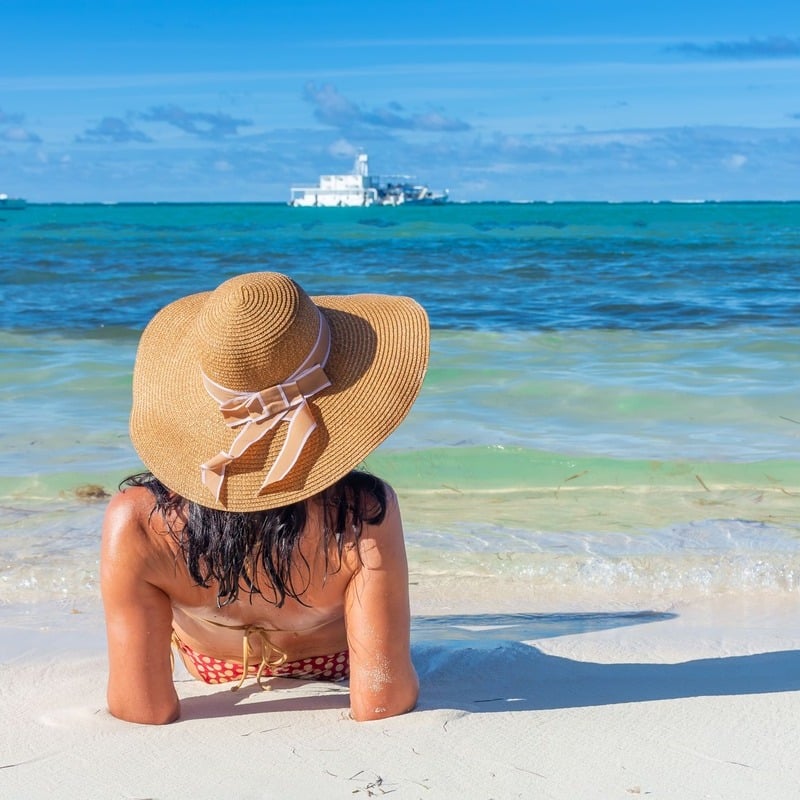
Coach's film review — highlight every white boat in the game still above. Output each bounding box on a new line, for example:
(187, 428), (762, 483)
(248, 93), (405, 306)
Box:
(290, 154), (447, 207)
(0, 193), (26, 210)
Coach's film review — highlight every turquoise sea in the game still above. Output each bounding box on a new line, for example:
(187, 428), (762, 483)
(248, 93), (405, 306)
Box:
(1, 202), (799, 617)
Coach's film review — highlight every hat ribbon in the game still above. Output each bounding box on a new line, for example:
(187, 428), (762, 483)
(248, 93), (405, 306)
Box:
(199, 311), (332, 502)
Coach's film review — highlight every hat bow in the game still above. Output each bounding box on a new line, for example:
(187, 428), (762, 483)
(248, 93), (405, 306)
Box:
(199, 312), (332, 502)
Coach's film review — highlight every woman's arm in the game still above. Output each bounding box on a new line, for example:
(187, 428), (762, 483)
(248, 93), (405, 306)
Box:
(101, 489), (179, 724)
(344, 488), (419, 721)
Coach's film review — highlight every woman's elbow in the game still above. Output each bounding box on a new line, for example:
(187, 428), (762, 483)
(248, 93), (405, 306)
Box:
(349, 677), (419, 722)
(350, 700), (417, 722)
(108, 695), (180, 725)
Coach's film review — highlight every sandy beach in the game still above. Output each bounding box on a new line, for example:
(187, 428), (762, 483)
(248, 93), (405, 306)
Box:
(2, 589), (799, 800)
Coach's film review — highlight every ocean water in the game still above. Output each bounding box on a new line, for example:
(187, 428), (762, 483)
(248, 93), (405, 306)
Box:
(1, 202), (799, 617)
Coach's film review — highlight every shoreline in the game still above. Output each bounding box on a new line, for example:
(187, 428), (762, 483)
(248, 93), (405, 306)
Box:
(2, 592), (799, 798)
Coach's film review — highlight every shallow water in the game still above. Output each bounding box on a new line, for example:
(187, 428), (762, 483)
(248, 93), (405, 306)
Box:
(1, 202), (799, 610)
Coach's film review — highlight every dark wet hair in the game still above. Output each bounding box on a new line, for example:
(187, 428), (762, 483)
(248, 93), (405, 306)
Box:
(121, 470), (387, 607)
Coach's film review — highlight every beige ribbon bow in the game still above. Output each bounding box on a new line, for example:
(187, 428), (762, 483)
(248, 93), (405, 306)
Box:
(199, 312), (332, 502)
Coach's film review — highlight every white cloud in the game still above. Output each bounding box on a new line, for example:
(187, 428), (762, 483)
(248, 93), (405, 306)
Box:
(2, 125), (41, 142)
(725, 153), (748, 170)
(328, 138), (358, 158)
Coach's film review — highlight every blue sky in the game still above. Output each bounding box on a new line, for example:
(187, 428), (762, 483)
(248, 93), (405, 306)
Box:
(2, 0), (799, 202)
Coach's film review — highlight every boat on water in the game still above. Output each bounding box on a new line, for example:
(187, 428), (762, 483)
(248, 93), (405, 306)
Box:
(0, 193), (27, 210)
(290, 154), (447, 207)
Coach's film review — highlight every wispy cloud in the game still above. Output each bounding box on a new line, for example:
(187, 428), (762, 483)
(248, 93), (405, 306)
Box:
(310, 35), (679, 49)
(77, 116), (152, 143)
(0, 108), (41, 142)
(458, 125), (800, 179)
(0, 108), (24, 124)
(303, 82), (471, 133)
(669, 36), (800, 60)
(140, 104), (252, 139)
(1, 127), (41, 143)
(9, 121), (800, 203)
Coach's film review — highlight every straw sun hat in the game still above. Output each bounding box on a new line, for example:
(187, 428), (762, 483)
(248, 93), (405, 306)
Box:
(130, 272), (429, 511)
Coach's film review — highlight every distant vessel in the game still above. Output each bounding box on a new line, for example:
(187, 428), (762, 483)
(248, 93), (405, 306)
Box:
(290, 154), (448, 207)
(0, 193), (26, 210)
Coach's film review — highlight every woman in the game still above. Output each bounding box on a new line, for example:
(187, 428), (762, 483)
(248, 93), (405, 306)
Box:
(101, 271), (429, 724)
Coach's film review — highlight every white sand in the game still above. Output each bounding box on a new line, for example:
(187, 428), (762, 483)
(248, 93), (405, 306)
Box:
(2, 594), (800, 799)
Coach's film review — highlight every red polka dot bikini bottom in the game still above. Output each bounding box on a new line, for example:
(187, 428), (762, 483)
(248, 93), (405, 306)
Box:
(171, 627), (349, 691)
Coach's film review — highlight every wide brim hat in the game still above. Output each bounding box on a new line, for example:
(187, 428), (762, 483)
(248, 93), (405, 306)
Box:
(130, 272), (429, 511)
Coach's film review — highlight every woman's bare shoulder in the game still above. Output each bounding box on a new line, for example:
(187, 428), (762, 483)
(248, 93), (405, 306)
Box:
(101, 486), (173, 564)
(349, 481), (405, 569)
(103, 485), (154, 530)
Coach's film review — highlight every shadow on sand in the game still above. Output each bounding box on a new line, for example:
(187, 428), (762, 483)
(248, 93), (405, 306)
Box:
(176, 611), (800, 720)
(411, 610), (674, 643)
(412, 611), (800, 712)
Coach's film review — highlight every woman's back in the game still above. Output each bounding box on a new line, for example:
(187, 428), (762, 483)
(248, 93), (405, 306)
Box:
(102, 476), (419, 722)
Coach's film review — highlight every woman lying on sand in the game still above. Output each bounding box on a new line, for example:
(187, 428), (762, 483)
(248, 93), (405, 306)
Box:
(101, 271), (428, 724)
